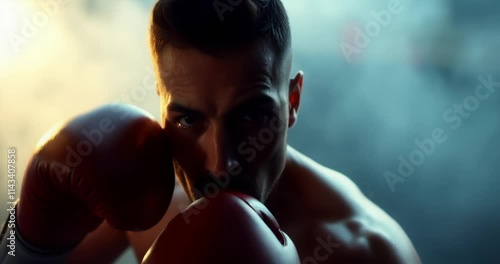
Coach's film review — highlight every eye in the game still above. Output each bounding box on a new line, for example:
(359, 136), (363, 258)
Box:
(175, 115), (199, 129)
(242, 109), (272, 123)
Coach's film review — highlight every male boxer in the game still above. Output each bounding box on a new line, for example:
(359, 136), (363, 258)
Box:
(135, 0), (421, 263)
(1, 0), (422, 263)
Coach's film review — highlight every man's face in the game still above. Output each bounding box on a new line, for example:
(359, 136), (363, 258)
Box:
(156, 40), (299, 202)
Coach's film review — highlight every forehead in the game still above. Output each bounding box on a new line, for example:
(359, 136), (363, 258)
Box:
(159, 40), (286, 91)
(157, 41), (289, 116)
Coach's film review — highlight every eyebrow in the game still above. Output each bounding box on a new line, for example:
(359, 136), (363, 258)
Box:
(167, 93), (277, 117)
(167, 103), (203, 116)
(232, 93), (277, 113)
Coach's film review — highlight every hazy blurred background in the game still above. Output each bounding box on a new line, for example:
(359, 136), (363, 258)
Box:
(1, 0), (499, 263)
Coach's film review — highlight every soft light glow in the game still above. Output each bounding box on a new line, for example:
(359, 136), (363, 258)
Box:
(0, 1), (31, 71)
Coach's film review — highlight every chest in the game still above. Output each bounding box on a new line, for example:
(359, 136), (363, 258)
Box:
(278, 215), (372, 264)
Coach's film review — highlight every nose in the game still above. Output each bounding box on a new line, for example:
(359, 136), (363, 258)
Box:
(201, 123), (235, 175)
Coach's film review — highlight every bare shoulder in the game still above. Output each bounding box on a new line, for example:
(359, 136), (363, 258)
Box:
(267, 146), (421, 264)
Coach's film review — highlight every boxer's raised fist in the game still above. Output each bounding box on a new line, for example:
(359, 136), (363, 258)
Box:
(142, 192), (300, 264)
(17, 104), (175, 251)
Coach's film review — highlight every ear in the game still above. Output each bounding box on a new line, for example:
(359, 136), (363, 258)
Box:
(288, 71), (304, 128)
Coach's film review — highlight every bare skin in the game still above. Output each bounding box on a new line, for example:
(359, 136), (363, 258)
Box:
(69, 39), (420, 263)
(266, 146), (421, 263)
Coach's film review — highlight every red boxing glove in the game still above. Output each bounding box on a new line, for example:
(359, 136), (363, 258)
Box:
(142, 191), (300, 264)
(17, 104), (175, 251)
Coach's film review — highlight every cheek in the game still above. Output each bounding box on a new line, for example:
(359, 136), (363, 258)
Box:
(266, 130), (287, 173)
(262, 113), (288, 183)
(248, 116), (288, 171)
(165, 123), (205, 178)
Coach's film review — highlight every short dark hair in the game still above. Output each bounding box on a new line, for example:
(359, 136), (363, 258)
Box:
(149, 0), (291, 71)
